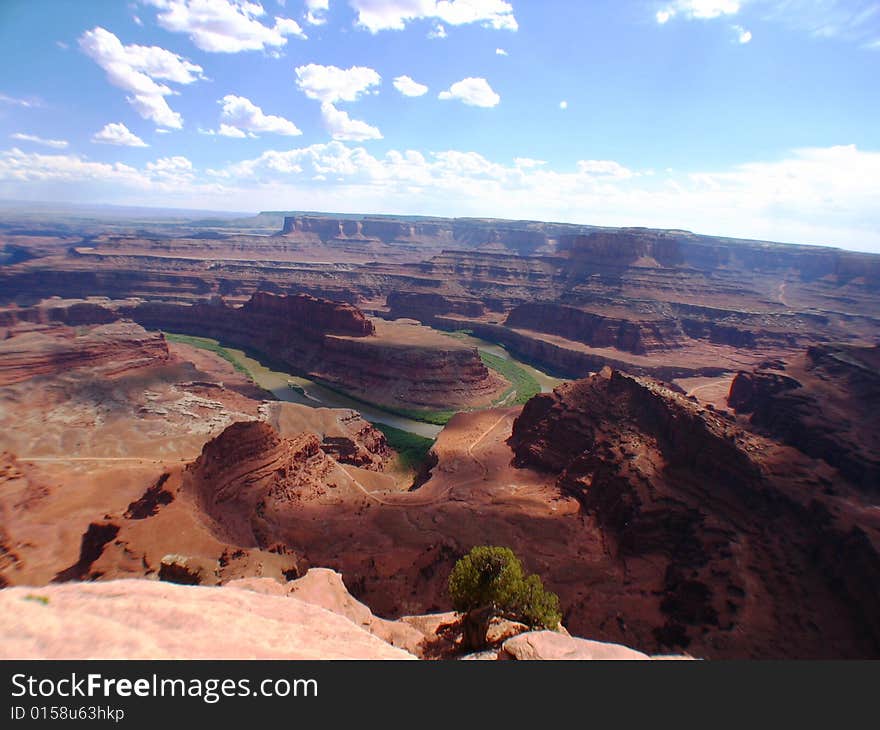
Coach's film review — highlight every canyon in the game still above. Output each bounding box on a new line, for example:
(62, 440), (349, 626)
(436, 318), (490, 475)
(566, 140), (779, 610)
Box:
(1, 209), (878, 659)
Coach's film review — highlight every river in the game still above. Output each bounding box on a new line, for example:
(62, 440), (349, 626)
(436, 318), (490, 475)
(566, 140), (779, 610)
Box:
(170, 330), (563, 440)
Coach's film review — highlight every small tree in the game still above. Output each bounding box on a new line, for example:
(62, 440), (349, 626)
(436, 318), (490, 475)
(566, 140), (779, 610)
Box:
(448, 546), (562, 650)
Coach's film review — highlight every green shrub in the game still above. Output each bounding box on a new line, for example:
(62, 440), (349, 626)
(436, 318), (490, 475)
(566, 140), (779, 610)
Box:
(448, 546), (562, 650)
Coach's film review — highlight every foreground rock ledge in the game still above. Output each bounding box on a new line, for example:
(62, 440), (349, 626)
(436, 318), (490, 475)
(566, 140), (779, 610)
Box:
(0, 579), (414, 660)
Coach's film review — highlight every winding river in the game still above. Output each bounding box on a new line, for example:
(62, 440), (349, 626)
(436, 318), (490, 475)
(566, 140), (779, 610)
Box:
(170, 329), (563, 440)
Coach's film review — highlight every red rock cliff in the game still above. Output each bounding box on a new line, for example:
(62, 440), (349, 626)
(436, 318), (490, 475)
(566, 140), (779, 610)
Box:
(508, 368), (880, 658)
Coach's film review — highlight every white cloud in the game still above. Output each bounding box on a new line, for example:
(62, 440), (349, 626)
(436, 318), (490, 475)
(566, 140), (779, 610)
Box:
(393, 75), (429, 96)
(218, 94), (302, 136)
(143, 0), (306, 52)
(0, 148), (145, 185)
(155, 128), (172, 134)
(658, 1), (880, 48)
(320, 103), (383, 141)
(145, 155), (194, 184)
(204, 142), (880, 251)
(218, 123), (248, 137)
(428, 23), (447, 38)
(0, 93), (42, 108)
(91, 122), (149, 147)
(577, 159), (634, 179)
(304, 0), (328, 25)
(733, 24), (752, 42)
(764, 0), (880, 48)
(514, 157), (546, 168)
(495, 47), (508, 55)
(295, 63), (381, 103)
(656, 0), (741, 23)
(351, 0), (517, 33)
(78, 27), (204, 129)
(9, 133), (68, 149)
(438, 77), (500, 107)
(133, 14), (143, 26)
(559, 100), (568, 110)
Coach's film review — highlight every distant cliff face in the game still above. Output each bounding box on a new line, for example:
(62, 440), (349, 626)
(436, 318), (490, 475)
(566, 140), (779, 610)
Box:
(728, 344), (880, 491)
(242, 291), (375, 337)
(508, 367), (880, 658)
(281, 215), (555, 254)
(505, 302), (686, 355)
(559, 228), (880, 285)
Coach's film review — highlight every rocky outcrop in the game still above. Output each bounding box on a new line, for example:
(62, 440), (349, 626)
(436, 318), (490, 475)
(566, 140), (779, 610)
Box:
(505, 302), (686, 354)
(263, 402), (392, 471)
(0, 579), (415, 659)
(508, 368), (880, 658)
(242, 291), (374, 337)
(185, 421), (337, 546)
(728, 344), (880, 492)
(501, 631), (652, 660)
(0, 321), (170, 386)
(387, 291), (486, 321)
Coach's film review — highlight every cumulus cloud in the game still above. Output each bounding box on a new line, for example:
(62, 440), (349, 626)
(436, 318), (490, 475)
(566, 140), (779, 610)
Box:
(78, 26), (204, 129)
(495, 47), (508, 55)
(91, 122), (149, 147)
(295, 63), (381, 103)
(656, 0), (741, 23)
(304, 0), (329, 25)
(438, 77), (500, 107)
(143, 0), (306, 52)
(219, 123), (249, 137)
(218, 94), (302, 136)
(145, 155), (195, 184)
(733, 24), (752, 42)
(0, 148), (196, 191)
(9, 133), (68, 149)
(393, 75), (429, 97)
(320, 103), (383, 141)
(428, 23), (447, 39)
(351, 0), (517, 33)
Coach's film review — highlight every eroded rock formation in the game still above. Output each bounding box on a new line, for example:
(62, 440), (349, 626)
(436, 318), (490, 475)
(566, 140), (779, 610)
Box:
(728, 344), (880, 492)
(508, 368), (880, 657)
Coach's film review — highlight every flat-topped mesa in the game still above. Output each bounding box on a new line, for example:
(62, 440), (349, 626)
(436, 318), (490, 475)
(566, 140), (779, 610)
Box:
(280, 215), (552, 253)
(242, 292), (374, 337)
(559, 228), (880, 284)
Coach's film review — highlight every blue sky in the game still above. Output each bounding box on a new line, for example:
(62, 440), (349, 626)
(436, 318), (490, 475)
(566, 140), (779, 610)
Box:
(1, 0), (879, 251)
